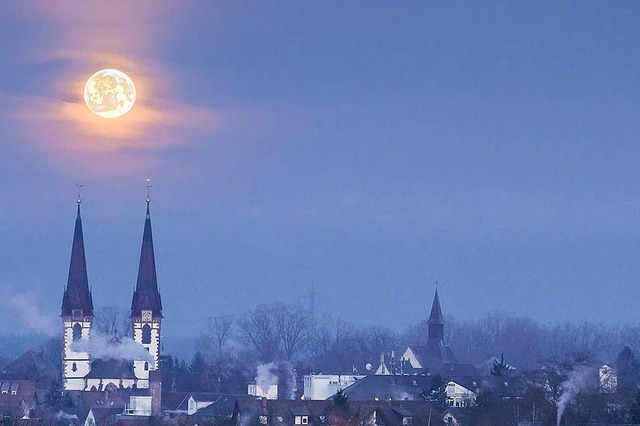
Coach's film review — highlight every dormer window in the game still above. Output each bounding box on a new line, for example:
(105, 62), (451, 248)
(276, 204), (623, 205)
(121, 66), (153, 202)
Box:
(294, 416), (309, 425)
(259, 415), (268, 424)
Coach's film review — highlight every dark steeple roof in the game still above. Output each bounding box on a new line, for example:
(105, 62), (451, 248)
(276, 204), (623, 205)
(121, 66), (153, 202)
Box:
(131, 202), (162, 316)
(428, 289), (444, 325)
(61, 203), (94, 316)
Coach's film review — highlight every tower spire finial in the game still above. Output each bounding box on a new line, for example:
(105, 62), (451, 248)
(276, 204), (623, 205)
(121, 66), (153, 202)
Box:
(76, 184), (84, 205)
(145, 178), (152, 204)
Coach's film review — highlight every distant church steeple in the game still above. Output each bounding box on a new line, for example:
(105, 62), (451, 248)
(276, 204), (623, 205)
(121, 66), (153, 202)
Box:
(61, 199), (93, 317)
(427, 289), (444, 343)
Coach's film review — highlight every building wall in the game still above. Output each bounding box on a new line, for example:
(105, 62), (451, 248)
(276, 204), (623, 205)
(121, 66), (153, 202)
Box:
(303, 375), (365, 400)
(131, 315), (161, 389)
(62, 317), (92, 391)
(446, 381), (476, 407)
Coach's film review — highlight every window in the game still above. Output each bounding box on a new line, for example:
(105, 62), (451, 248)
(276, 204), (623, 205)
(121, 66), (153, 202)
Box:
(72, 363), (77, 372)
(302, 416), (308, 425)
(295, 416), (301, 425)
(142, 324), (151, 344)
(144, 362), (149, 371)
(259, 415), (268, 424)
(72, 323), (82, 341)
(402, 417), (413, 425)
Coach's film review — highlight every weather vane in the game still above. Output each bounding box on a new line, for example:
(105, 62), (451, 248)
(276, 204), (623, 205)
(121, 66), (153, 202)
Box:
(146, 178), (152, 204)
(76, 184), (84, 204)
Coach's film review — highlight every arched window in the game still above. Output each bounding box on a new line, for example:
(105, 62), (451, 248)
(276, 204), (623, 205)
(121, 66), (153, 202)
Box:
(142, 324), (151, 344)
(72, 323), (82, 341)
(72, 363), (77, 372)
(144, 362), (149, 371)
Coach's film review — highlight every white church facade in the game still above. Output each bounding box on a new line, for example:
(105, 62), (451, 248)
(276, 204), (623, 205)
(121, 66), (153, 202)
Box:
(61, 197), (163, 392)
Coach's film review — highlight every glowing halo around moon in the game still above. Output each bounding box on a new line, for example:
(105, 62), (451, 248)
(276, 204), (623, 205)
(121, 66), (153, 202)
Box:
(83, 69), (136, 118)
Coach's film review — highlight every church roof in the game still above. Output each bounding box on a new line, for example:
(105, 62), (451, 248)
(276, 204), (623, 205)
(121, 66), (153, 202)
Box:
(428, 289), (444, 325)
(131, 203), (162, 315)
(61, 204), (93, 316)
(85, 359), (136, 380)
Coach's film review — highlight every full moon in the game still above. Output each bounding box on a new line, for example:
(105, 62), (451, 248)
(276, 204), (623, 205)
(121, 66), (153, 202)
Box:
(84, 69), (136, 118)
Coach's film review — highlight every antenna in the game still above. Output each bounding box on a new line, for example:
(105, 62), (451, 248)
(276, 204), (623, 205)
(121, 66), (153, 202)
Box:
(310, 279), (316, 333)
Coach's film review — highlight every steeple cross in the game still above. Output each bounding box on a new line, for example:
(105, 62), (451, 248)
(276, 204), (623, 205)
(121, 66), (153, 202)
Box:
(146, 178), (152, 204)
(76, 184), (84, 204)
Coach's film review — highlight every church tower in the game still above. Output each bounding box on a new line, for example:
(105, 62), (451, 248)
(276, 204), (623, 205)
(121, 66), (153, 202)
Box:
(130, 197), (163, 389)
(61, 199), (94, 391)
(427, 289), (444, 345)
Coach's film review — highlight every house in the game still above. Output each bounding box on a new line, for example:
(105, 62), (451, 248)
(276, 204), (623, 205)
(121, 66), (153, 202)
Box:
(189, 394), (254, 421)
(302, 374), (365, 400)
(248, 382), (278, 400)
(231, 398), (446, 426)
(339, 374), (432, 401)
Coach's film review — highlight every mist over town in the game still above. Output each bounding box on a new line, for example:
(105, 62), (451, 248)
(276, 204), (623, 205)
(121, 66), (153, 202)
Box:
(2, 2), (640, 426)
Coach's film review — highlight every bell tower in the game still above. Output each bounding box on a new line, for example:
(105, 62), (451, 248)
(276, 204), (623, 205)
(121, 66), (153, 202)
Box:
(61, 197), (94, 391)
(130, 187), (163, 389)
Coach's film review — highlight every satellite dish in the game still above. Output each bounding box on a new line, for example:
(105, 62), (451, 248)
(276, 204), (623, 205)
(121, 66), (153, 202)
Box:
(365, 363), (373, 371)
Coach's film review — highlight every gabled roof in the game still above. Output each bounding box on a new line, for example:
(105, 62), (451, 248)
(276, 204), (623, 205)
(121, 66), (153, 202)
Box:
(192, 394), (254, 418)
(339, 375), (432, 401)
(131, 203), (162, 316)
(61, 204), (93, 316)
(0, 350), (56, 383)
(232, 399), (446, 426)
(405, 344), (457, 373)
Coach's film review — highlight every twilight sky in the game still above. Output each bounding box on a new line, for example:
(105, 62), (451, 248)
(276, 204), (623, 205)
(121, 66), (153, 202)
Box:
(1, 1), (640, 337)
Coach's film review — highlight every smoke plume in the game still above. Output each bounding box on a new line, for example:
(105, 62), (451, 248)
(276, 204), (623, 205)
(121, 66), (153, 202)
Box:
(556, 365), (594, 426)
(256, 362), (279, 394)
(72, 333), (155, 366)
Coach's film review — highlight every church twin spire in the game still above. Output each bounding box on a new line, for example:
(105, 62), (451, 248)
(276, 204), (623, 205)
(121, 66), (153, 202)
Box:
(61, 187), (162, 318)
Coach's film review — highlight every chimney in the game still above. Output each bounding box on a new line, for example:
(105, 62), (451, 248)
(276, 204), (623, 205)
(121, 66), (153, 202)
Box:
(149, 370), (162, 416)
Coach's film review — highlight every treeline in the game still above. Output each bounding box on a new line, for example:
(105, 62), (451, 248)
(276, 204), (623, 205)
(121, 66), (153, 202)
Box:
(42, 304), (639, 396)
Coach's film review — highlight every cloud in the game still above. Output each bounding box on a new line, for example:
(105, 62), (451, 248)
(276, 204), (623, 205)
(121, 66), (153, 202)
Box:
(0, 2), (234, 175)
(0, 289), (57, 336)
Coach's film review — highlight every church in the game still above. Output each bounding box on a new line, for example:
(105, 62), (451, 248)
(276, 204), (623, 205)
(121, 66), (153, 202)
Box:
(60, 195), (163, 392)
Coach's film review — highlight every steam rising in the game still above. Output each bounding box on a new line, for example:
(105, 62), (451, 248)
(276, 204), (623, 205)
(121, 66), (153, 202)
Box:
(256, 362), (279, 394)
(72, 333), (155, 366)
(255, 362), (297, 400)
(556, 366), (593, 426)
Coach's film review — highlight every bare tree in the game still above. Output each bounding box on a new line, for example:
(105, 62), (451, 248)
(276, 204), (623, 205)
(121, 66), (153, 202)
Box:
(239, 304), (281, 362)
(94, 306), (131, 340)
(197, 315), (235, 361)
(274, 303), (311, 361)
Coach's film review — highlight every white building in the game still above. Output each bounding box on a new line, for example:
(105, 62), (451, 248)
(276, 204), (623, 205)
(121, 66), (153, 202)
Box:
(248, 383), (278, 400)
(61, 198), (163, 392)
(303, 374), (365, 400)
(446, 380), (477, 407)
